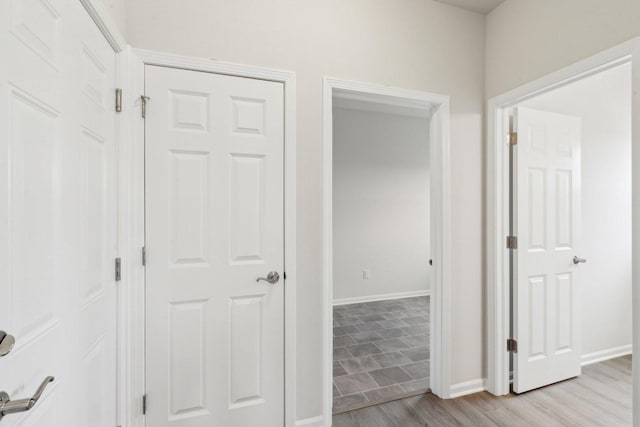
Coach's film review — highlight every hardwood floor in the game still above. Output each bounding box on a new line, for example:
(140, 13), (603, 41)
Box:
(332, 356), (632, 427)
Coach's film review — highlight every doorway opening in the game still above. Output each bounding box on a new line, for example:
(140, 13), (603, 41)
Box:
(322, 78), (452, 419)
(331, 95), (431, 413)
(487, 47), (633, 407)
(509, 62), (632, 394)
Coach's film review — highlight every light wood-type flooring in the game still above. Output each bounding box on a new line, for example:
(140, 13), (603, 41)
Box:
(333, 355), (632, 427)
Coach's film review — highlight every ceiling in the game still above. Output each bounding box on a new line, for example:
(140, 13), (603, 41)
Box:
(433, 0), (505, 14)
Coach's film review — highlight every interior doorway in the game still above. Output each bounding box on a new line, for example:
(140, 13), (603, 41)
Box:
(322, 78), (452, 420)
(487, 55), (633, 396)
(331, 95), (432, 413)
(507, 63), (633, 392)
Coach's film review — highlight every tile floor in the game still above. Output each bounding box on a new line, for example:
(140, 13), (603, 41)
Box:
(332, 296), (430, 414)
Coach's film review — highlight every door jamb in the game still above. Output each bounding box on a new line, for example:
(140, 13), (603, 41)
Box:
(322, 77), (452, 422)
(124, 49), (298, 427)
(486, 38), (640, 408)
(77, 1), (133, 426)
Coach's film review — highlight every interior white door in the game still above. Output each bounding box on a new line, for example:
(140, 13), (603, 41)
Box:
(513, 107), (582, 393)
(145, 65), (285, 427)
(0, 0), (118, 426)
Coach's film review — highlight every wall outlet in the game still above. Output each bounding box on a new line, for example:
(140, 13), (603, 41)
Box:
(363, 269), (370, 280)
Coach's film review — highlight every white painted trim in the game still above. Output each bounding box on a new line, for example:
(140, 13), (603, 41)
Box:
(323, 77), (452, 425)
(130, 49), (297, 427)
(295, 416), (324, 427)
(79, 0), (127, 52)
(118, 48), (146, 427)
(581, 345), (632, 367)
(333, 290), (431, 306)
(449, 379), (486, 399)
(486, 37), (640, 404)
(77, 3), (132, 426)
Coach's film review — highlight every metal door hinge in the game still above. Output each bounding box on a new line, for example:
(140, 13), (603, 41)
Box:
(115, 88), (122, 113)
(142, 394), (147, 415)
(509, 132), (518, 146)
(115, 258), (121, 282)
(142, 247), (146, 266)
(141, 95), (150, 118)
(507, 338), (518, 353)
(506, 236), (518, 249)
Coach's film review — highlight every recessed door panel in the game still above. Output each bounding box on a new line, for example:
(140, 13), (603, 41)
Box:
(9, 88), (58, 340)
(229, 155), (265, 263)
(528, 276), (547, 361)
(528, 168), (546, 251)
(169, 151), (209, 266)
(169, 301), (207, 417)
(555, 273), (573, 353)
(229, 295), (265, 407)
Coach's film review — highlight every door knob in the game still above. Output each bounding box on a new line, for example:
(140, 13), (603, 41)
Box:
(0, 331), (15, 357)
(0, 376), (54, 420)
(256, 271), (280, 284)
(573, 256), (587, 264)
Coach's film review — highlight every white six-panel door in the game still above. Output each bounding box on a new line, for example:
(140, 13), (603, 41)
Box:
(0, 0), (118, 425)
(144, 65), (285, 427)
(513, 107), (582, 393)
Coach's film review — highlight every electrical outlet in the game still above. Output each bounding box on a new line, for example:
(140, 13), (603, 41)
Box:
(363, 269), (370, 280)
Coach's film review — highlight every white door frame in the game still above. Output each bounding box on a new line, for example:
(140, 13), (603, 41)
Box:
(322, 77), (452, 421)
(119, 50), (298, 427)
(76, 1), (131, 426)
(486, 38), (640, 421)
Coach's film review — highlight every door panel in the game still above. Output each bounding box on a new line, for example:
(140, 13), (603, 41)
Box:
(513, 107), (581, 393)
(0, 0), (118, 425)
(145, 65), (285, 427)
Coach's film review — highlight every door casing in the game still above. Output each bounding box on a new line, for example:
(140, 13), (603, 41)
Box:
(486, 38), (640, 426)
(117, 50), (298, 427)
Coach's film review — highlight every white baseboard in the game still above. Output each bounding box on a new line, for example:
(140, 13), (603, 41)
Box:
(333, 290), (430, 306)
(296, 416), (323, 427)
(581, 344), (632, 366)
(449, 378), (486, 399)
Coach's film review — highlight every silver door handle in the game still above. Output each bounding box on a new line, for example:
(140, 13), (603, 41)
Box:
(0, 376), (54, 420)
(256, 271), (280, 284)
(573, 256), (587, 264)
(0, 331), (15, 357)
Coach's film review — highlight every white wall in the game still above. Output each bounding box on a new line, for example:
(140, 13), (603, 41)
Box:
(98, 0), (126, 35)
(486, 0), (640, 98)
(125, 0), (485, 418)
(333, 106), (430, 302)
(520, 64), (632, 358)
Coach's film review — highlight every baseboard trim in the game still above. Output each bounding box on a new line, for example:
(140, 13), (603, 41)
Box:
(449, 378), (486, 399)
(295, 415), (323, 427)
(581, 345), (632, 366)
(333, 290), (430, 306)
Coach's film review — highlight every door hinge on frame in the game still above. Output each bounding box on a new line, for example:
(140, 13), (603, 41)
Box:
(509, 132), (518, 146)
(142, 247), (146, 266)
(115, 88), (122, 113)
(115, 258), (121, 282)
(506, 236), (518, 249)
(141, 95), (150, 118)
(507, 338), (518, 353)
(142, 394), (147, 415)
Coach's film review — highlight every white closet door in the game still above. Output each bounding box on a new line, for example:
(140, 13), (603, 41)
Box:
(144, 65), (285, 427)
(0, 0), (118, 425)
